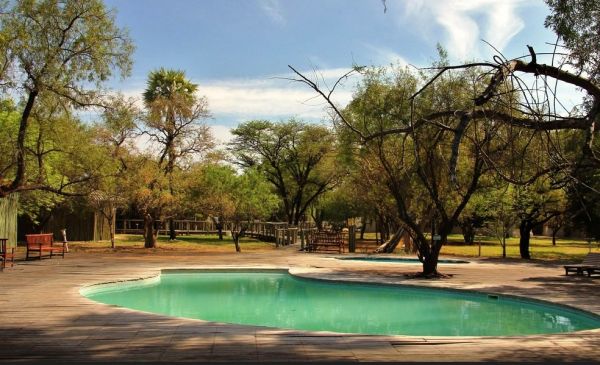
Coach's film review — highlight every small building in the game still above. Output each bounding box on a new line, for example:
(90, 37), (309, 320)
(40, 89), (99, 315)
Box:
(18, 201), (113, 242)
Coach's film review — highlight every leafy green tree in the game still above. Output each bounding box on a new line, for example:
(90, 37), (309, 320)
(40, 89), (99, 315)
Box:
(477, 183), (518, 258)
(545, 0), (600, 81)
(458, 191), (495, 246)
(230, 119), (342, 225)
(2, 93), (113, 230)
(87, 95), (139, 248)
(122, 155), (174, 248)
(0, 0), (133, 197)
(512, 179), (566, 259)
(142, 68), (213, 240)
(311, 184), (364, 229)
(292, 56), (519, 275)
(186, 164), (279, 252)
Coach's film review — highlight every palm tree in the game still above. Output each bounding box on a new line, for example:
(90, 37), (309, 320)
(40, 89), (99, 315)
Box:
(142, 68), (209, 243)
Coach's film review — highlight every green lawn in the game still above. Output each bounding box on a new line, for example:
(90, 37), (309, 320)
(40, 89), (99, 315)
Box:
(64, 232), (600, 261)
(360, 232), (599, 261)
(441, 234), (599, 261)
(68, 233), (276, 253)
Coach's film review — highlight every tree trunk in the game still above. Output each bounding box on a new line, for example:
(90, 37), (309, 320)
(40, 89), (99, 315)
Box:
(211, 217), (224, 240)
(312, 209), (324, 231)
(108, 218), (115, 249)
(374, 228), (404, 253)
(233, 234), (241, 252)
(359, 217), (366, 240)
(144, 214), (157, 248)
(231, 226), (246, 252)
(519, 220), (532, 259)
(460, 220), (475, 245)
(217, 223), (223, 240)
(169, 218), (176, 240)
(551, 225), (561, 246)
(10, 89), (38, 192)
(422, 254), (439, 276)
(422, 234), (444, 276)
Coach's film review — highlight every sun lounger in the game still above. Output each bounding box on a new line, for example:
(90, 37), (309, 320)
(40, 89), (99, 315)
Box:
(564, 252), (600, 277)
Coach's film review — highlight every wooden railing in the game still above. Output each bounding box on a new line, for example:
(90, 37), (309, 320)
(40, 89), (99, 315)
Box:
(115, 219), (316, 246)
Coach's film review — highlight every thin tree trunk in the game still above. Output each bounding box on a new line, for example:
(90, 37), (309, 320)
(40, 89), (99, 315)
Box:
(108, 219), (115, 249)
(211, 217), (224, 240)
(169, 218), (176, 240)
(519, 220), (532, 259)
(359, 217), (366, 240)
(374, 228), (404, 253)
(10, 89), (38, 192)
(551, 225), (561, 246)
(144, 214), (157, 248)
(231, 226), (246, 252)
(460, 220), (475, 245)
(217, 223), (223, 240)
(233, 234), (241, 252)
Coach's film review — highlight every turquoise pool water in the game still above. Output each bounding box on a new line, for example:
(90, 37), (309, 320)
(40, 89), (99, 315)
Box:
(336, 257), (469, 264)
(82, 270), (600, 336)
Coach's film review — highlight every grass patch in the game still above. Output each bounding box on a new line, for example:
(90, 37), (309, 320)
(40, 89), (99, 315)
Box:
(67, 233), (276, 254)
(442, 234), (600, 261)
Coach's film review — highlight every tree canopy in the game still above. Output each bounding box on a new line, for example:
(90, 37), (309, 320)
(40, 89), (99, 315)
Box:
(0, 0), (134, 197)
(230, 119), (342, 225)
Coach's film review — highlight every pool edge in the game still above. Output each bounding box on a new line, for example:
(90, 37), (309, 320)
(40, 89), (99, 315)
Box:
(79, 266), (600, 338)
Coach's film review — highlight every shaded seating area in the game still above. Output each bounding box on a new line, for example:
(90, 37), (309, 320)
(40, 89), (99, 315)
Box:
(564, 253), (600, 277)
(26, 233), (66, 260)
(306, 230), (344, 253)
(0, 238), (15, 270)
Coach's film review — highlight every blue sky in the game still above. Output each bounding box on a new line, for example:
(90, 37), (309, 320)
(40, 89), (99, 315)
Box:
(103, 0), (557, 143)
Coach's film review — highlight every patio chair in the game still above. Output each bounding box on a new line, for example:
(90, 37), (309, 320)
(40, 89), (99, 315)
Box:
(564, 252), (600, 277)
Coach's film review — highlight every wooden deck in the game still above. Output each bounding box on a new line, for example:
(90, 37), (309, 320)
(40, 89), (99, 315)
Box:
(0, 247), (599, 362)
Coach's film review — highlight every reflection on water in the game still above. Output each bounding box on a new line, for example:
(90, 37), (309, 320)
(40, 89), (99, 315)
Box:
(84, 272), (600, 336)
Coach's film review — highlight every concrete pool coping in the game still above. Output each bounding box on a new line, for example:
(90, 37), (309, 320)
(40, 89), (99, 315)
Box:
(80, 266), (600, 331)
(1, 248), (599, 362)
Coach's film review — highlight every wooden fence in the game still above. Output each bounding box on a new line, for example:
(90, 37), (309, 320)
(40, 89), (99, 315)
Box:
(115, 219), (316, 246)
(0, 193), (18, 247)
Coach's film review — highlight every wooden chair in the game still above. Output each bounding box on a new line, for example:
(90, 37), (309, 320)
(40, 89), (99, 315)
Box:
(564, 253), (600, 277)
(0, 238), (15, 270)
(25, 233), (65, 260)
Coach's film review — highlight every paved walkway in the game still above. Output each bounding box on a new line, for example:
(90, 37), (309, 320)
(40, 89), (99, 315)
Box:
(1, 247), (599, 362)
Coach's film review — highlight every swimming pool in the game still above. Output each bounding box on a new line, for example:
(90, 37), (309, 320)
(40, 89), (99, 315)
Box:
(336, 256), (469, 264)
(82, 270), (600, 336)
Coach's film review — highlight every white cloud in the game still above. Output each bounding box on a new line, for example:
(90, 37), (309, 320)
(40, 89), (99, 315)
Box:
(210, 124), (234, 144)
(258, 0), (285, 25)
(397, 0), (535, 61)
(116, 67), (361, 131)
(484, 2), (525, 52)
(198, 68), (359, 123)
(362, 44), (412, 67)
